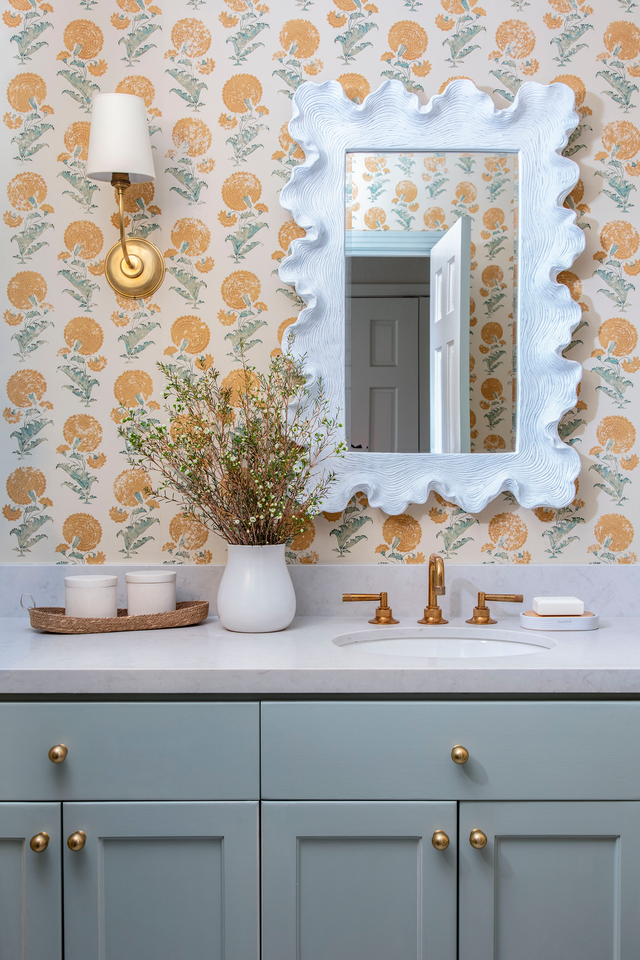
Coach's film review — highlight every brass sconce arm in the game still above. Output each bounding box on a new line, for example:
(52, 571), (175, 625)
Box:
(111, 172), (139, 274)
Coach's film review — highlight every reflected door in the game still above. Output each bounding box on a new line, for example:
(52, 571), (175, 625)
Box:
(429, 216), (471, 453)
(349, 297), (419, 452)
(459, 801), (640, 960)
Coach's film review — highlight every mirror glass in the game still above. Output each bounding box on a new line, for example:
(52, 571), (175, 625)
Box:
(345, 150), (518, 454)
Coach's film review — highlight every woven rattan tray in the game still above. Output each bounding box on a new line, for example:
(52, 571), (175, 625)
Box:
(26, 600), (210, 635)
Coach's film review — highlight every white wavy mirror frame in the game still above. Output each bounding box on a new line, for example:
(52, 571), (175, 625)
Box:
(279, 78), (585, 514)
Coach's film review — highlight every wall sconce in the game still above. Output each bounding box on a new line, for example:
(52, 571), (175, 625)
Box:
(86, 93), (164, 300)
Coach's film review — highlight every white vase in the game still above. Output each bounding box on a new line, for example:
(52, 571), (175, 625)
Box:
(216, 543), (297, 633)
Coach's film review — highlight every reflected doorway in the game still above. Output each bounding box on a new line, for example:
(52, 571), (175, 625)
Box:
(346, 255), (429, 453)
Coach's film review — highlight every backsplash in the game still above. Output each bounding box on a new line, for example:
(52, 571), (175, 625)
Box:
(3, 562), (637, 619)
(1, 0), (638, 566)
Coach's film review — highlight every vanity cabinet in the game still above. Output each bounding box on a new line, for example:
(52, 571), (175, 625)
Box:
(2, 698), (640, 959)
(0, 803), (62, 960)
(262, 701), (640, 960)
(459, 801), (640, 960)
(262, 800), (457, 960)
(63, 801), (259, 960)
(0, 702), (261, 960)
(0, 702), (260, 800)
(261, 799), (640, 960)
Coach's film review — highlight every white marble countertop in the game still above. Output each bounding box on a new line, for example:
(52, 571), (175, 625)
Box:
(1, 614), (640, 694)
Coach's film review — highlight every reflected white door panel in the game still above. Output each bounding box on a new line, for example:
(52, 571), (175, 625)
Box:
(349, 298), (419, 452)
(429, 216), (471, 453)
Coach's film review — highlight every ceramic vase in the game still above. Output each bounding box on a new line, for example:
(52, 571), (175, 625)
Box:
(216, 543), (297, 633)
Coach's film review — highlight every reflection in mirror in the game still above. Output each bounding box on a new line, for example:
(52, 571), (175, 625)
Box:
(345, 151), (518, 454)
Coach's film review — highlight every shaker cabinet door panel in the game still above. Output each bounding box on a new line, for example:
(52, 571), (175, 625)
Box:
(459, 801), (640, 960)
(262, 801), (457, 960)
(0, 802), (62, 960)
(63, 801), (259, 960)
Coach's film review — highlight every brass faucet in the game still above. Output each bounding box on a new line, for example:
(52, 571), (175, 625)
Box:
(418, 554), (448, 624)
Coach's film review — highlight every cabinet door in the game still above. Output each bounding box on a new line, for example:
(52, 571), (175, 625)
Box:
(262, 801), (456, 960)
(0, 802), (62, 960)
(460, 801), (640, 960)
(63, 801), (259, 960)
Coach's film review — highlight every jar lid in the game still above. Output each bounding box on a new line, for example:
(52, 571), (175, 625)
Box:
(65, 575), (117, 589)
(125, 571), (177, 584)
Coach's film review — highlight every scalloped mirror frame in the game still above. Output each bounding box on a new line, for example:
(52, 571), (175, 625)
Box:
(279, 78), (585, 515)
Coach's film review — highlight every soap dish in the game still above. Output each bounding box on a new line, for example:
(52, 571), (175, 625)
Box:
(520, 610), (599, 632)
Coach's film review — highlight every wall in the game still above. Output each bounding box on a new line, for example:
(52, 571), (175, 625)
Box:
(1, 0), (638, 566)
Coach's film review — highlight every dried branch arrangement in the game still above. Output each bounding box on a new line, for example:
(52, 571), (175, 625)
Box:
(120, 354), (345, 545)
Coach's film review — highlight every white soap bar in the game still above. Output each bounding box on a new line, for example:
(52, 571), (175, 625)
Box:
(532, 596), (584, 616)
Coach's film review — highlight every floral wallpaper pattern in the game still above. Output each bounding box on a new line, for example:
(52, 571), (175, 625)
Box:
(1, 0), (639, 566)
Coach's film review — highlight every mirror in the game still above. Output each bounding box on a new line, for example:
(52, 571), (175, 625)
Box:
(279, 79), (584, 513)
(345, 150), (518, 454)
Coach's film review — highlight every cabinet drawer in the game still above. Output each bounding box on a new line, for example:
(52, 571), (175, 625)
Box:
(0, 703), (259, 800)
(261, 701), (640, 800)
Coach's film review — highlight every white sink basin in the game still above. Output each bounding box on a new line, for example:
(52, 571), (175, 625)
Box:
(332, 625), (555, 659)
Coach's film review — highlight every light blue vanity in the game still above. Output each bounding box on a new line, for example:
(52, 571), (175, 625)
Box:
(3, 588), (640, 960)
(3, 698), (640, 959)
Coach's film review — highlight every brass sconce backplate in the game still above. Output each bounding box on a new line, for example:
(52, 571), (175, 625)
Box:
(104, 236), (165, 300)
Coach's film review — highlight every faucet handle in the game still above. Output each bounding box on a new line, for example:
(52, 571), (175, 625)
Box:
(466, 592), (523, 625)
(342, 592), (399, 625)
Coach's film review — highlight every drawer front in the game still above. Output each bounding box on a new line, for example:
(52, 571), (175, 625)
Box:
(261, 701), (640, 800)
(0, 703), (259, 800)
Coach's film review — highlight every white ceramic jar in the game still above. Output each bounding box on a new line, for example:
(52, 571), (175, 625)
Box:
(125, 571), (177, 616)
(65, 575), (118, 619)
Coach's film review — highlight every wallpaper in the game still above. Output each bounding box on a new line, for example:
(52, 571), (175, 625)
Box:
(347, 149), (517, 453)
(1, 0), (639, 566)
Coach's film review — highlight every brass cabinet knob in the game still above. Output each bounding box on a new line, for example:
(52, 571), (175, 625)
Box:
(431, 830), (450, 851)
(469, 828), (488, 849)
(451, 744), (469, 764)
(67, 831), (86, 852)
(29, 832), (49, 853)
(48, 744), (68, 764)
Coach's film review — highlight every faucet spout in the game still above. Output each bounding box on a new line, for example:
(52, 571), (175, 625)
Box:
(428, 554), (445, 607)
(418, 554), (449, 625)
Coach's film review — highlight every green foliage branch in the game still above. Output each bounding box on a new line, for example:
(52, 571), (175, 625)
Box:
(120, 353), (345, 546)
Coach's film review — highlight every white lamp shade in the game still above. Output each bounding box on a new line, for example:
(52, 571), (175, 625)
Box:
(86, 93), (155, 183)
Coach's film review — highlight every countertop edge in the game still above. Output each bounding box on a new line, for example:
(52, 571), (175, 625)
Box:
(3, 668), (640, 695)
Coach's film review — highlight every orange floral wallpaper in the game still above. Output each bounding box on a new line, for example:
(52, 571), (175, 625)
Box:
(1, 0), (639, 566)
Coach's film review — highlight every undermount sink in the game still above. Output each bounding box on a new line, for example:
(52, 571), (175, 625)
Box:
(332, 625), (556, 659)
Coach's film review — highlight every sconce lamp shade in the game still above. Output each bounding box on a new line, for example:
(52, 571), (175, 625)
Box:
(86, 93), (155, 183)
